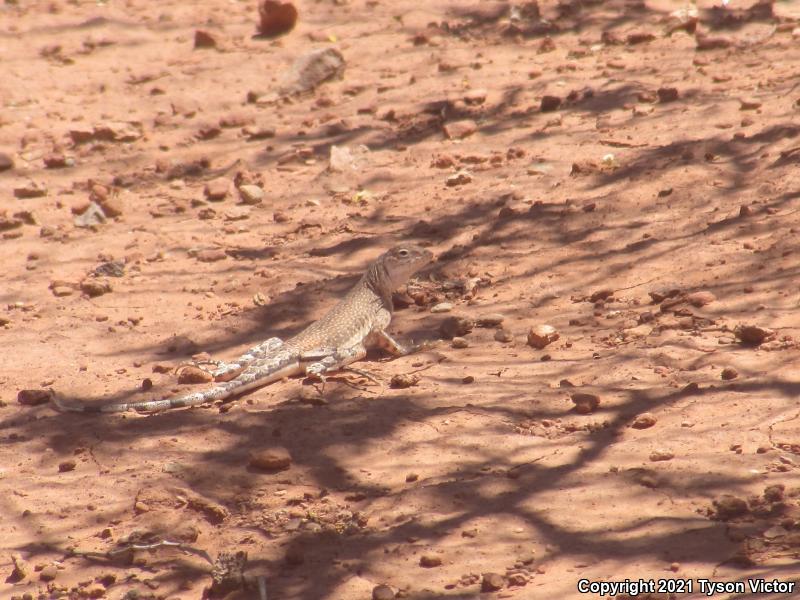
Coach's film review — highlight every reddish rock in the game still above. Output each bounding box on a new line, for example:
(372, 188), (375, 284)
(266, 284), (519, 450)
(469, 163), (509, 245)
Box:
(13, 182), (47, 199)
(419, 554), (442, 568)
(177, 366), (214, 384)
(626, 31), (655, 44)
(18, 389), (52, 406)
(194, 30), (217, 49)
(445, 171), (472, 187)
(195, 248), (228, 263)
(712, 495), (748, 520)
(540, 95), (562, 112)
(196, 123), (222, 140)
(0, 152), (14, 171)
(527, 324), (559, 349)
(93, 121), (142, 142)
(43, 152), (69, 168)
(657, 87), (679, 103)
(696, 35), (732, 51)
(69, 126), (95, 144)
(258, 0), (298, 37)
(59, 459), (77, 472)
(739, 98), (762, 110)
(0, 212), (22, 231)
(571, 392), (600, 414)
(443, 119), (477, 140)
(734, 324), (775, 346)
(97, 193), (124, 218)
(204, 178), (230, 201)
(431, 154), (455, 168)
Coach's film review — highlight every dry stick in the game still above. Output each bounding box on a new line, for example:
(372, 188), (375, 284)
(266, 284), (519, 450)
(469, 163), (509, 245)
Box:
(69, 539), (213, 564)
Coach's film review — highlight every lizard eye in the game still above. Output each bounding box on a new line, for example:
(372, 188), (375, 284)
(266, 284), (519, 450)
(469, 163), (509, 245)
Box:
(397, 248), (409, 257)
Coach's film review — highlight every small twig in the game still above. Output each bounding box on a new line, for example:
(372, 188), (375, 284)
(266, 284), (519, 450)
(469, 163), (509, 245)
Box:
(613, 276), (661, 293)
(69, 539), (214, 564)
(767, 409), (800, 448)
(406, 363), (437, 376)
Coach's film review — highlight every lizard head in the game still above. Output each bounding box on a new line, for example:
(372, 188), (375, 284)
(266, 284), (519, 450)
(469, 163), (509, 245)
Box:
(379, 244), (433, 289)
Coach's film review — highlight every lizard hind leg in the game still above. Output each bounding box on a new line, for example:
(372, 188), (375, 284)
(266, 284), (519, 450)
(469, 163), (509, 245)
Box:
(178, 337), (285, 381)
(211, 337), (284, 380)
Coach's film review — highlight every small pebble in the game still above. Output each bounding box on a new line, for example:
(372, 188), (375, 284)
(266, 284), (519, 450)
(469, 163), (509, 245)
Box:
(249, 447), (292, 471)
(571, 392), (600, 414)
(713, 495), (748, 520)
(443, 119), (477, 140)
(430, 302), (453, 313)
(739, 98), (761, 111)
(631, 412), (657, 429)
(687, 290), (715, 307)
(476, 313), (505, 327)
(494, 328), (514, 343)
(419, 554), (442, 568)
(451, 337), (469, 349)
(721, 367), (739, 381)
(372, 584), (395, 600)
(177, 366), (214, 384)
(540, 95), (561, 112)
(195, 248), (228, 263)
(238, 184), (265, 205)
(18, 389), (52, 406)
(649, 449), (674, 462)
(194, 30), (217, 48)
(14, 181), (47, 199)
(439, 316), (473, 339)
(445, 171), (472, 187)
(204, 179), (230, 201)
(59, 459), (77, 472)
(481, 573), (505, 592)
(0, 152), (14, 171)
(657, 87), (679, 103)
(390, 373), (420, 389)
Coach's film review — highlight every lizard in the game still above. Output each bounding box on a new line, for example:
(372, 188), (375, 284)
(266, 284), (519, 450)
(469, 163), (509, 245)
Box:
(52, 244), (433, 413)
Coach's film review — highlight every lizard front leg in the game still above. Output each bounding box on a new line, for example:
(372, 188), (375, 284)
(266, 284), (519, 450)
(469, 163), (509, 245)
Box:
(369, 329), (435, 357)
(303, 345), (368, 389)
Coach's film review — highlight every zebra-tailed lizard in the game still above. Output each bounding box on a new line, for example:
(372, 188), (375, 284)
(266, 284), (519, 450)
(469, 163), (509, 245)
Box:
(53, 245), (433, 413)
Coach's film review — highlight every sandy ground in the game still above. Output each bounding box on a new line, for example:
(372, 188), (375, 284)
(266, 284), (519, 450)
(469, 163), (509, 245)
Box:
(2, 0), (800, 598)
